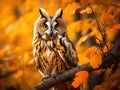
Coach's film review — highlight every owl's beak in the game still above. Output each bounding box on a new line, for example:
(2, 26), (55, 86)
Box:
(45, 30), (54, 40)
(44, 29), (58, 40)
(49, 31), (54, 40)
(49, 31), (53, 37)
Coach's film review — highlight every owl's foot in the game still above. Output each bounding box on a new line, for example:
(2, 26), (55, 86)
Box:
(57, 70), (64, 74)
(51, 70), (64, 78)
(51, 73), (57, 78)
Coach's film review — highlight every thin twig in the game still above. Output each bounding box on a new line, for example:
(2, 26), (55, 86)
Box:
(88, 5), (104, 38)
(88, 5), (111, 53)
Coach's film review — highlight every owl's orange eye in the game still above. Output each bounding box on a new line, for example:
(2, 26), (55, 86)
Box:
(55, 24), (59, 29)
(43, 24), (48, 30)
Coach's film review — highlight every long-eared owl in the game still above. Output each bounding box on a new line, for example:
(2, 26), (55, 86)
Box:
(32, 8), (78, 90)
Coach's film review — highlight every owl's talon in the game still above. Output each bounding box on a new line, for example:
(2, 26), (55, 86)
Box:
(51, 70), (64, 78)
(51, 73), (57, 78)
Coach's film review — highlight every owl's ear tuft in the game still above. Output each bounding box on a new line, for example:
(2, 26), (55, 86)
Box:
(39, 8), (48, 18)
(55, 8), (63, 18)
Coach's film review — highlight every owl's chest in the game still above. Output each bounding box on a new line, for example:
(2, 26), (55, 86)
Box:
(35, 39), (64, 57)
(36, 39), (67, 73)
(36, 40), (61, 64)
(41, 47), (58, 65)
(37, 40), (58, 59)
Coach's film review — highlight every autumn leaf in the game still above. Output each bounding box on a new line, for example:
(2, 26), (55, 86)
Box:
(90, 54), (102, 69)
(84, 46), (97, 59)
(80, 7), (92, 14)
(111, 24), (120, 30)
(14, 70), (23, 79)
(103, 42), (112, 53)
(84, 46), (102, 69)
(100, 13), (114, 25)
(72, 71), (89, 88)
(64, 2), (79, 15)
(81, 0), (94, 5)
(106, 26), (118, 42)
(63, 2), (80, 21)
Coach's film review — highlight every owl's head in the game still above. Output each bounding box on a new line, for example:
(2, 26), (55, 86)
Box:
(34, 8), (66, 41)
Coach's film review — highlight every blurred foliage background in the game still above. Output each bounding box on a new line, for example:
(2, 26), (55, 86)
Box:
(0, 0), (120, 90)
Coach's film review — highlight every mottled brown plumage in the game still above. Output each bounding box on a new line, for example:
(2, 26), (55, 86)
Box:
(32, 8), (78, 90)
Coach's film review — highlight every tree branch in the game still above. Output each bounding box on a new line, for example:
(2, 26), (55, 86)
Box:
(33, 52), (120, 90)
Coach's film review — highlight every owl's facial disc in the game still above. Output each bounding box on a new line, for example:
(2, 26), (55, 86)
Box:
(37, 8), (66, 41)
(42, 21), (58, 40)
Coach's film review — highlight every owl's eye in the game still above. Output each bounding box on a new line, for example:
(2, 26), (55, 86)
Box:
(43, 24), (48, 30)
(54, 24), (59, 29)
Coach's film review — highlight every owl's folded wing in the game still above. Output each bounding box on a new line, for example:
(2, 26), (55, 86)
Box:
(57, 37), (78, 68)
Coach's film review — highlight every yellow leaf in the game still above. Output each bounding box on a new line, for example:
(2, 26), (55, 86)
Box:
(63, 2), (80, 21)
(86, 7), (92, 14)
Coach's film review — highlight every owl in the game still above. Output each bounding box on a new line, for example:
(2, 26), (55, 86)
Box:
(32, 8), (78, 90)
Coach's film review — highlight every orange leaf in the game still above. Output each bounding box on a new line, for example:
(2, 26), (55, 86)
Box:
(90, 54), (102, 69)
(100, 13), (114, 25)
(107, 6), (115, 15)
(84, 46), (97, 59)
(84, 46), (102, 69)
(14, 70), (23, 78)
(64, 2), (80, 21)
(111, 24), (120, 30)
(72, 71), (89, 88)
(81, 0), (94, 4)
(103, 42), (112, 53)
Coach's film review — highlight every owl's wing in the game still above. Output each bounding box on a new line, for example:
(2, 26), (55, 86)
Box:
(57, 37), (78, 68)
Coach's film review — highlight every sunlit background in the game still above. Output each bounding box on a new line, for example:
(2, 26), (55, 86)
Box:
(0, 0), (120, 90)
